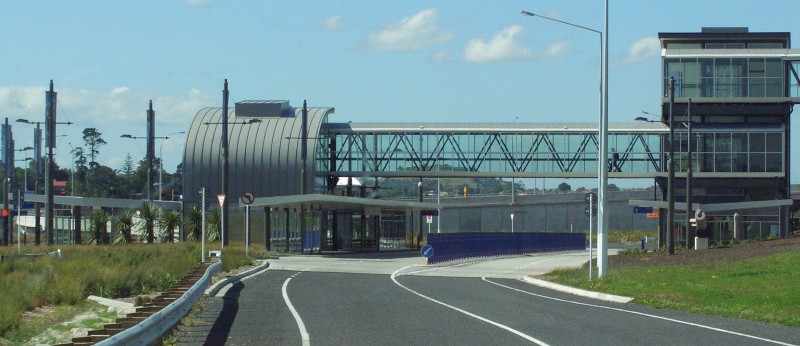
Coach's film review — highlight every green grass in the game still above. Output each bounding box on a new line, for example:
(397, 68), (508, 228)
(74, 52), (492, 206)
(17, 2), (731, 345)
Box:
(0, 242), (237, 339)
(547, 249), (800, 326)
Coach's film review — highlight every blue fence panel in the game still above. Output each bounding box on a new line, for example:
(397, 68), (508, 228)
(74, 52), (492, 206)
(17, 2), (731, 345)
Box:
(425, 232), (585, 264)
(303, 230), (321, 252)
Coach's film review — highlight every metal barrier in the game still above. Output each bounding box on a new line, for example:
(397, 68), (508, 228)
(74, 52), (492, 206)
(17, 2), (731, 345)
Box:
(95, 258), (222, 346)
(303, 230), (321, 252)
(425, 232), (586, 264)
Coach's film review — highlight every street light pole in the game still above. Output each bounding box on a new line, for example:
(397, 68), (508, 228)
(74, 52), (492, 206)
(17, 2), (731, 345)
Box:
(667, 77), (676, 255)
(685, 99), (693, 250)
(521, 6), (609, 276)
(15, 119), (44, 244)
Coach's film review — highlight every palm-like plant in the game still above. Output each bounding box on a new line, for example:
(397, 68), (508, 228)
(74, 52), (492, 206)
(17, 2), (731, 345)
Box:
(160, 210), (181, 243)
(138, 202), (162, 243)
(88, 211), (110, 245)
(114, 210), (134, 244)
(206, 208), (221, 242)
(184, 207), (202, 241)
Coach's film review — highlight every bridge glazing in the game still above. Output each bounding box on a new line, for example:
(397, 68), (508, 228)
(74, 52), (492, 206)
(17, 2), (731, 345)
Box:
(317, 122), (784, 179)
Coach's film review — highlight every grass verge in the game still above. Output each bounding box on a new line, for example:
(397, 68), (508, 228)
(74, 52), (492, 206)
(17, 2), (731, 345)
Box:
(0, 242), (252, 345)
(546, 249), (800, 327)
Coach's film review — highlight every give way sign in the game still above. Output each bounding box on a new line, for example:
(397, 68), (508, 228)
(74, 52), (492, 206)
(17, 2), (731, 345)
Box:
(217, 194), (226, 208)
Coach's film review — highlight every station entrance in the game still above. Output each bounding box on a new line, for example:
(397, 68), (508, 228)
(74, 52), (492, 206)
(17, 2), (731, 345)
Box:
(250, 194), (438, 253)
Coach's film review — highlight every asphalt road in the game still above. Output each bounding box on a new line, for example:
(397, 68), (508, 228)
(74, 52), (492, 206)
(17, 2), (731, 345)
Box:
(212, 252), (799, 346)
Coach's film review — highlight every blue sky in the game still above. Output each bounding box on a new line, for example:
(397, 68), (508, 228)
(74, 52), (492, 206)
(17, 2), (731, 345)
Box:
(1, 0), (799, 189)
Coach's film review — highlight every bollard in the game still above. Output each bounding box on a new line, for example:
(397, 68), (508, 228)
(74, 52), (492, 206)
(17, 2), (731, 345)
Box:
(641, 237), (645, 250)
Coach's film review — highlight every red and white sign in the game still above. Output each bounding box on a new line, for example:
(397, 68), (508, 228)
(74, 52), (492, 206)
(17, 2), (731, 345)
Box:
(217, 194), (226, 208)
(426, 215), (433, 224)
(241, 192), (255, 205)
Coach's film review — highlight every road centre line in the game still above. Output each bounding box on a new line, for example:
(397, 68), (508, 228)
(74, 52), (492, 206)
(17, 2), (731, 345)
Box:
(283, 277), (311, 346)
(481, 277), (795, 346)
(391, 266), (551, 346)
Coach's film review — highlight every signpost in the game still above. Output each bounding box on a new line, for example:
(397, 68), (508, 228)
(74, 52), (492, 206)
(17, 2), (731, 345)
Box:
(241, 192), (253, 256)
(585, 192), (597, 280)
(217, 194), (225, 248)
(420, 244), (434, 258)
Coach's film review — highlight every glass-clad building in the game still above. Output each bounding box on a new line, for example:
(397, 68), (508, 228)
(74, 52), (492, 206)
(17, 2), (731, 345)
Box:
(656, 27), (800, 245)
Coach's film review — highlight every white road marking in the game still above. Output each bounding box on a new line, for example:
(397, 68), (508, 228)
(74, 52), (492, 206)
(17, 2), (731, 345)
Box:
(482, 277), (796, 346)
(391, 266), (550, 346)
(283, 277), (311, 346)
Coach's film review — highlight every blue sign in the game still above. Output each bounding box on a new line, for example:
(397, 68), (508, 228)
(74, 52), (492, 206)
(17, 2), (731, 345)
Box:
(634, 207), (653, 214)
(420, 244), (434, 258)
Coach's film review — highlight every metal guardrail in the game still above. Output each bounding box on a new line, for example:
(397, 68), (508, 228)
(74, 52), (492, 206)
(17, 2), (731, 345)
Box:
(95, 258), (222, 346)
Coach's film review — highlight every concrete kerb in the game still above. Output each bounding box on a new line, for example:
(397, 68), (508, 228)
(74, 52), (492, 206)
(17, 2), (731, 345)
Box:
(523, 276), (633, 304)
(205, 259), (271, 297)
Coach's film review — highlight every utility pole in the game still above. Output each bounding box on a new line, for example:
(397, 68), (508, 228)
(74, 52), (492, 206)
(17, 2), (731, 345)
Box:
(2, 118), (12, 245)
(221, 79), (229, 247)
(667, 77), (676, 255)
(146, 101), (155, 201)
(45, 80), (56, 245)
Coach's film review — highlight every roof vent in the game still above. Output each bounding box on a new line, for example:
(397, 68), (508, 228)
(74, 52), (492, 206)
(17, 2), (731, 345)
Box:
(701, 27), (749, 34)
(235, 100), (292, 117)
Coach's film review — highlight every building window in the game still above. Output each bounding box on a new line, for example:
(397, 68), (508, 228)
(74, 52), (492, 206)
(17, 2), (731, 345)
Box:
(664, 57), (785, 98)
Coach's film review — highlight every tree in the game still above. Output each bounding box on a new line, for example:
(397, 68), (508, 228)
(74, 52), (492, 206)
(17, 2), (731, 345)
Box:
(160, 210), (181, 243)
(114, 210), (134, 244)
(206, 208), (221, 242)
(558, 182), (572, 192)
(184, 207), (202, 241)
(138, 202), (161, 244)
(88, 211), (110, 245)
(121, 154), (135, 176)
(82, 128), (106, 168)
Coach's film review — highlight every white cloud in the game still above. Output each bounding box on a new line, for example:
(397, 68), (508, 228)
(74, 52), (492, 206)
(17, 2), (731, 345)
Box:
(463, 25), (533, 63)
(430, 50), (450, 63)
(540, 40), (570, 60)
(365, 8), (452, 51)
(624, 37), (660, 64)
(111, 86), (129, 95)
(321, 15), (342, 31)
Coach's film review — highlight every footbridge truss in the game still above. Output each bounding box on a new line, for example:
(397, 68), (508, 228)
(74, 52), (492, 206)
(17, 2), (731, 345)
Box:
(318, 122), (667, 179)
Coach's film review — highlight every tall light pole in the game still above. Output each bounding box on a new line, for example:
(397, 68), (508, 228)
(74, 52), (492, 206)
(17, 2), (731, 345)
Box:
(16, 118), (44, 244)
(201, 94), (262, 248)
(43, 81), (73, 245)
(521, 4), (610, 276)
(158, 131), (185, 201)
(685, 99), (693, 250)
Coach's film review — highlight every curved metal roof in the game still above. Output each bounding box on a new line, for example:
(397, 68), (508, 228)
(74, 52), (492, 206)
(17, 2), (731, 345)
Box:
(183, 104), (334, 203)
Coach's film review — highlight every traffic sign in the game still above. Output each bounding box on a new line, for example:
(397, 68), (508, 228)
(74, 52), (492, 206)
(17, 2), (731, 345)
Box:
(585, 205), (597, 217)
(240, 192), (254, 205)
(426, 215), (433, 224)
(584, 192), (597, 204)
(633, 206), (653, 214)
(217, 194), (226, 208)
(420, 244), (434, 258)
(647, 212), (660, 218)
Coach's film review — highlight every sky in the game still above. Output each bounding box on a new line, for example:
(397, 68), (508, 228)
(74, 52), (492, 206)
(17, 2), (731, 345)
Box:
(1, 0), (798, 190)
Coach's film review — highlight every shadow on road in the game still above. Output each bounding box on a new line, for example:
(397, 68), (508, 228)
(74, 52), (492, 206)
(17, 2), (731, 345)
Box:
(206, 281), (244, 345)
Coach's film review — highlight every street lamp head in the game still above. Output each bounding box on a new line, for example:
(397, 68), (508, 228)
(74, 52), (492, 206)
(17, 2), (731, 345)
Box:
(520, 10), (536, 17)
(634, 116), (649, 122)
(15, 119), (31, 124)
(120, 134), (133, 139)
(246, 119), (262, 124)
